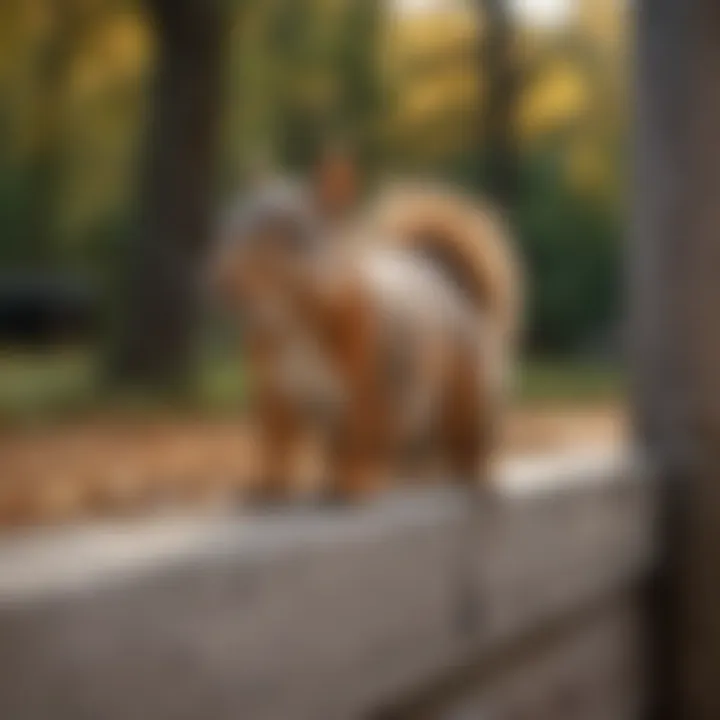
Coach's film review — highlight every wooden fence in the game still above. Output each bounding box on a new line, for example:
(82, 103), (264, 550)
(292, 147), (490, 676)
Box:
(0, 449), (655, 719)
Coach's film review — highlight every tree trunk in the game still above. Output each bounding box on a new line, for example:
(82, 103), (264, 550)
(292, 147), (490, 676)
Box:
(478, 0), (519, 210)
(634, 0), (720, 717)
(110, 0), (226, 388)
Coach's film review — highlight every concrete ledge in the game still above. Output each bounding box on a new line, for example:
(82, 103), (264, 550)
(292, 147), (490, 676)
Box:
(0, 449), (654, 720)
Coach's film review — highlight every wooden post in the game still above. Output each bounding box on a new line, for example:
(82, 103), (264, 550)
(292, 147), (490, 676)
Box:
(634, 0), (720, 717)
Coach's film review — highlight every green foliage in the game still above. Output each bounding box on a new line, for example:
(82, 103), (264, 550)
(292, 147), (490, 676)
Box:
(518, 358), (622, 404)
(262, 0), (386, 172)
(0, 0), (624, 358)
(449, 134), (622, 354)
(334, 0), (386, 170)
(0, 349), (619, 426)
(0, 350), (99, 424)
(0, 164), (36, 267)
(514, 143), (622, 353)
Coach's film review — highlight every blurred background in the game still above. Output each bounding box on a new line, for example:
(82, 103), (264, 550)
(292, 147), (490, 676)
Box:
(0, 0), (628, 526)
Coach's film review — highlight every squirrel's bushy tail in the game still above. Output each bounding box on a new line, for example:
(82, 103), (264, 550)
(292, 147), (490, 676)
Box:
(368, 183), (523, 355)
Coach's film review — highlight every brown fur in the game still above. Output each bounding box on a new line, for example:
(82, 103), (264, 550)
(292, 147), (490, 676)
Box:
(212, 171), (521, 503)
(367, 182), (523, 354)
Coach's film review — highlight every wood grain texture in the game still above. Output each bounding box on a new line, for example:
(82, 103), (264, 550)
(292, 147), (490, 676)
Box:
(634, 1), (720, 717)
(0, 450), (653, 720)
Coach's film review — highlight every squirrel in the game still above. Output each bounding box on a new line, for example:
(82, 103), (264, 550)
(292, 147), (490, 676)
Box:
(211, 152), (522, 502)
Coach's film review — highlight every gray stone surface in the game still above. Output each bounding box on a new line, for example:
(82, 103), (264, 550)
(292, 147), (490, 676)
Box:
(431, 599), (645, 720)
(0, 449), (654, 720)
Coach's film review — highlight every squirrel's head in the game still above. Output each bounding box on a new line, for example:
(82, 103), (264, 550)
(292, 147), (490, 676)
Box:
(209, 148), (361, 322)
(218, 178), (313, 273)
(210, 179), (322, 327)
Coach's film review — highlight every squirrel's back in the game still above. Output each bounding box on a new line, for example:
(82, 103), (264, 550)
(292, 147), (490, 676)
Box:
(365, 182), (523, 355)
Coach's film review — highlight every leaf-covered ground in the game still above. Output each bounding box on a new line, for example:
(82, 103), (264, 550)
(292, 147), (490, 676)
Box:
(0, 403), (624, 529)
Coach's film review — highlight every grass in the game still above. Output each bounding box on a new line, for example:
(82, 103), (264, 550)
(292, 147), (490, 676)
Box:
(0, 348), (622, 426)
(0, 350), (99, 422)
(517, 359), (623, 405)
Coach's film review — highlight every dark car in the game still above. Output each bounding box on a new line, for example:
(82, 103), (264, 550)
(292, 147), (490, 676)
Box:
(0, 274), (98, 348)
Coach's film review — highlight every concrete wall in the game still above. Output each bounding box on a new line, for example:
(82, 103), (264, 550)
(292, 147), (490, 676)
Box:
(0, 449), (655, 720)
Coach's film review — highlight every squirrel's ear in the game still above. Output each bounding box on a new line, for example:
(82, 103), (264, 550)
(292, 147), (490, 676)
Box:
(312, 144), (359, 221)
